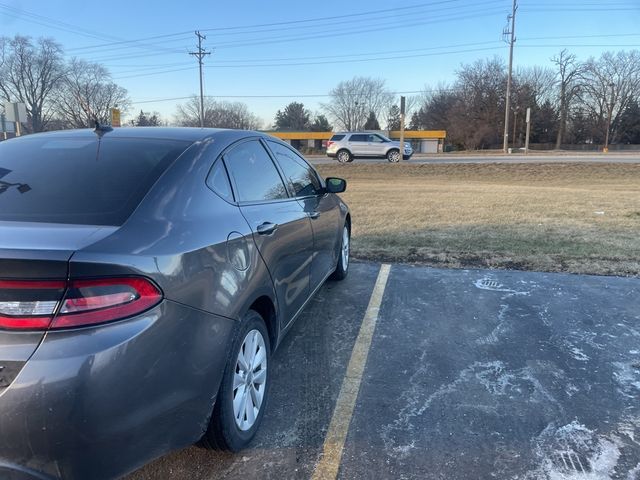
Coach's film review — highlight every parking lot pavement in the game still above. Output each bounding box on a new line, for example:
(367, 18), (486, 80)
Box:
(128, 263), (640, 479)
(339, 265), (640, 479)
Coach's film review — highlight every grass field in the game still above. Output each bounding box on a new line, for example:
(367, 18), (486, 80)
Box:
(315, 162), (640, 276)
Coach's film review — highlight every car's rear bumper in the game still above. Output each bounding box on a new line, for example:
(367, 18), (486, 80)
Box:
(326, 151), (336, 158)
(0, 300), (236, 480)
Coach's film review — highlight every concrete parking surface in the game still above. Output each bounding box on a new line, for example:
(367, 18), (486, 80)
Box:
(128, 263), (640, 479)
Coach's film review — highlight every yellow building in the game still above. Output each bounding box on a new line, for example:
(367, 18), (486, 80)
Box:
(267, 130), (447, 153)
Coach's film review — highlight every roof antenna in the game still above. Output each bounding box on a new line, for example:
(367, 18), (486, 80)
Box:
(93, 120), (113, 137)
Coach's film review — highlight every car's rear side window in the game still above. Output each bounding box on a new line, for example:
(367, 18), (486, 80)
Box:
(0, 136), (192, 225)
(349, 134), (368, 142)
(330, 134), (345, 141)
(206, 159), (234, 202)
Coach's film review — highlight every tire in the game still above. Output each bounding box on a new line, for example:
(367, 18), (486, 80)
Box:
(330, 224), (350, 281)
(201, 310), (271, 451)
(387, 149), (401, 163)
(336, 149), (352, 163)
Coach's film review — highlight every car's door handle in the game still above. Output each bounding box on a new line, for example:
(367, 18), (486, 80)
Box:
(308, 212), (320, 219)
(256, 222), (278, 235)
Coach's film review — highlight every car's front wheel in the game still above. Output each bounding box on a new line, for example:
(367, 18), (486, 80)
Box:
(336, 149), (352, 163)
(330, 224), (350, 280)
(387, 149), (401, 163)
(201, 310), (270, 451)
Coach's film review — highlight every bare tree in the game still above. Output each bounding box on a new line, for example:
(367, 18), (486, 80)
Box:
(515, 65), (556, 105)
(322, 76), (394, 131)
(579, 50), (640, 145)
(451, 57), (507, 149)
(175, 96), (261, 129)
(0, 36), (66, 132)
(54, 59), (130, 128)
(551, 50), (585, 148)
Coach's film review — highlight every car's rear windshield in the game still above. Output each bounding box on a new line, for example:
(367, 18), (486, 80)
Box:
(330, 134), (345, 141)
(0, 135), (192, 226)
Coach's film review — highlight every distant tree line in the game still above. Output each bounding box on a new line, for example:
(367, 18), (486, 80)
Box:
(0, 35), (131, 132)
(409, 50), (640, 149)
(313, 50), (640, 149)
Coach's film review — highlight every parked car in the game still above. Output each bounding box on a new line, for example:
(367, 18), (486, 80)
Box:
(0, 127), (350, 480)
(326, 132), (413, 163)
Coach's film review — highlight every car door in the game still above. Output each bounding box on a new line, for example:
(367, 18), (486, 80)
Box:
(266, 140), (343, 292)
(368, 133), (388, 156)
(223, 138), (314, 327)
(347, 133), (370, 156)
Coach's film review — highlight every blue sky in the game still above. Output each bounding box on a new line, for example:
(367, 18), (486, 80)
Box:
(1, 0), (639, 127)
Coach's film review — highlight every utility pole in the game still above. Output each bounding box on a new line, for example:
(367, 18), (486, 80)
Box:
(399, 96), (406, 161)
(189, 31), (211, 128)
(524, 107), (531, 155)
(604, 82), (615, 152)
(502, 0), (517, 153)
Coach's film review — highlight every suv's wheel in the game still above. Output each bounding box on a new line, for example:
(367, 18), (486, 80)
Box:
(330, 224), (350, 281)
(201, 310), (270, 451)
(387, 149), (401, 163)
(337, 149), (352, 163)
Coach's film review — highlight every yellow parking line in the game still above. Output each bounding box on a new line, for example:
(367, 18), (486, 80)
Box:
(312, 263), (392, 480)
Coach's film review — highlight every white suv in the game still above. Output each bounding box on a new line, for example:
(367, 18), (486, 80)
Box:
(326, 132), (413, 163)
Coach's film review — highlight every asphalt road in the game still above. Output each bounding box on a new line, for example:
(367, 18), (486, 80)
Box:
(127, 263), (640, 479)
(309, 153), (640, 165)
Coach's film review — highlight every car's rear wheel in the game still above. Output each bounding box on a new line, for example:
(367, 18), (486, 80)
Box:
(387, 149), (401, 163)
(337, 149), (352, 163)
(201, 310), (270, 451)
(330, 224), (350, 281)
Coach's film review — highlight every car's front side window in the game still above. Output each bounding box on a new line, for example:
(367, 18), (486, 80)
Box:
(267, 141), (323, 197)
(223, 140), (289, 203)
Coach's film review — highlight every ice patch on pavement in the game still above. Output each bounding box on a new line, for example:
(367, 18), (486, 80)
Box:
(568, 346), (590, 362)
(613, 362), (640, 397)
(474, 276), (530, 295)
(477, 304), (511, 345)
(381, 360), (560, 459)
(526, 421), (622, 479)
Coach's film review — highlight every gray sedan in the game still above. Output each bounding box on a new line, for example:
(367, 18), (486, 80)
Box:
(0, 127), (350, 479)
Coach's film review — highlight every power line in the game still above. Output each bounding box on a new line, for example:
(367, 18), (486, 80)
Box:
(59, 0), (500, 56)
(90, 8), (507, 63)
(112, 45), (507, 80)
(105, 32), (640, 72)
(0, 2), (182, 55)
(130, 90), (440, 105)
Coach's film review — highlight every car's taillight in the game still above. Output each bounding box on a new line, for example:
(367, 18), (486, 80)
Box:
(0, 280), (66, 330)
(327, 140), (334, 148)
(0, 277), (162, 330)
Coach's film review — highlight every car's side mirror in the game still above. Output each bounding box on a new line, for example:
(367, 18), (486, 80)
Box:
(325, 177), (347, 193)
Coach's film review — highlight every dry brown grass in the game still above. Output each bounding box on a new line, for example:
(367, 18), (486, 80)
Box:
(315, 162), (640, 276)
